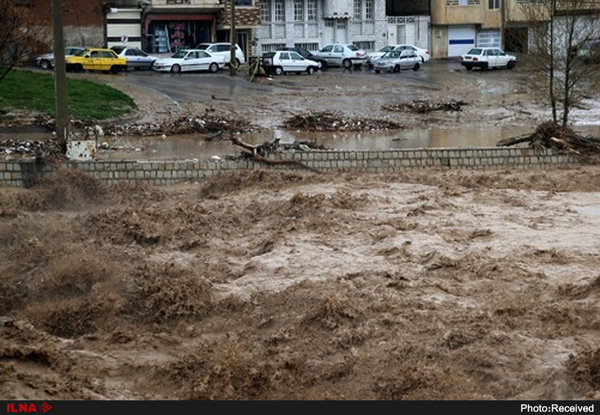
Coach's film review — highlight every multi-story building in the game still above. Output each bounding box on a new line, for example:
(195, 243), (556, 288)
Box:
(385, 0), (430, 54)
(430, 0), (503, 57)
(256, 0), (387, 55)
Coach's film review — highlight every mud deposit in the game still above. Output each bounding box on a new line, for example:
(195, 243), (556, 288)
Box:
(1, 167), (600, 400)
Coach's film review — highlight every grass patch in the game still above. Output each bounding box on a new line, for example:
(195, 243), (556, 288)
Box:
(0, 68), (136, 120)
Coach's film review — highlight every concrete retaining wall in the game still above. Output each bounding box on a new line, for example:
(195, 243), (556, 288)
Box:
(0, 146), (585, 188)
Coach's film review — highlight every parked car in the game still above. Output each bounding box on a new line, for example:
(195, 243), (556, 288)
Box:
(366, 44), (430, 67)
(312, 44), (367, 69)
(392, 44), (430, 63)
(373, 50), (422, 73)
(280, 47), (328, 69)
(152, 49), (226, 74)
(65, 48), (128, 74)
(459, 47), (517, 71)
(261, 50), (320, 75)
(194, 42), (245, 68)
(110, 45), (157, 70)
(35, 46), (87, 70)
(365, 45), (399, 67)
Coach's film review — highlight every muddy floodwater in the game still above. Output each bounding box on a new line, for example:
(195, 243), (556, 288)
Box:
(92, 124), (600, 161)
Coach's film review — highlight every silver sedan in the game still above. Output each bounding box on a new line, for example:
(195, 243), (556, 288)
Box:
(373, 50), (422, 73)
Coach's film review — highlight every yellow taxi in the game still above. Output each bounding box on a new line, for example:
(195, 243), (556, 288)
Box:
(65, 48), (128, 74)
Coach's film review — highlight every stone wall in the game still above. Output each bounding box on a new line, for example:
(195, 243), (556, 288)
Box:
(0, 147), (584, 188)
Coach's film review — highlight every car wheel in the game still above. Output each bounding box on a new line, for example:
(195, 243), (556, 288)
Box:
(393, 65), (400, 73)
(507, 61), (516, 69)
(40, 60), (51, 70)
(413, 63), (420, 71)
(110, 66), (121, 75)
(171, 64), (181, 74)
(235, 58), (241, 69)
(465, 64), (473, 71)
(343, 59), (352, 69)
(307, 66), (315, 75)
(209, 62), (219, 73)
(274, 66), (284, 75)
(321, 61), (328, 71)
(374, 69), (381, 74)
(482, 63), (489, 71)
(72, 64), (83, 73)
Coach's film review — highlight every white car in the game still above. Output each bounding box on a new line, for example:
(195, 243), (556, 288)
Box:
(194, 42), (246, 68)
(152, 49), (226, 74)
(373, 50), (422, 73)
(261, 50), (320, 75)
(459, 47), (517, 71)
(366, 44), (430, 67)
(35, 46), (87, 70)
(312, 44), (367, 69)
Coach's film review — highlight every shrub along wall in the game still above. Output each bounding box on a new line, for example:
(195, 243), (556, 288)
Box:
(0, 146), (585, 188)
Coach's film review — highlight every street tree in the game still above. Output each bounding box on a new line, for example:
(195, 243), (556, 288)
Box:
(0, 0), (49, 83)
(522, 0), (600, 126)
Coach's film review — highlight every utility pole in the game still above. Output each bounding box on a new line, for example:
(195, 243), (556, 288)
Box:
(229, 0), (237, 76)
(51, 0), (69, 151)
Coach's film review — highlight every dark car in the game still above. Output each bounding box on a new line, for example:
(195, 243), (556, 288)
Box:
(281, 47), (328, 70)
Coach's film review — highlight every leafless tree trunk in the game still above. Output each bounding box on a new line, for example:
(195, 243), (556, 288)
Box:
(521, 0), (600, 126)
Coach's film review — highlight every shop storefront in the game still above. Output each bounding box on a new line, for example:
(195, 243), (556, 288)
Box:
(144, 15), (215, 53)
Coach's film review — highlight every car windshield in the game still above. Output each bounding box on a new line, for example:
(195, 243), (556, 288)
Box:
(196, 44), (209, 51)
(379, 46), (394, 53)
(171, 51), (189, 59)
(111, 46), (125, 53)
(382, 51), (399, 59)
(467, 48), (483, 55)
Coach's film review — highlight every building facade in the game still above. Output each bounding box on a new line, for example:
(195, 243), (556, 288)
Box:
(255, 0), (387, 56)
(105, 0), (260, 59)
(385, 0), (430, 55)
(430, 0), (503, 57)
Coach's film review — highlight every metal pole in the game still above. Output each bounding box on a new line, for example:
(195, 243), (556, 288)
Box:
(51, 0), (69, 151)
(229, 0), (237, 76)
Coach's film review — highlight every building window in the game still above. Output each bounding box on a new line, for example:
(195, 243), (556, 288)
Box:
(295, 42), (319, 51)
(274, 0), (285, 22)
(488, 0), (500, 9)
(353, 0), (361, 20)
(261, 1), (271, 22)
(447, 0), (481, 4)
(307, 0), (317, 21)
(366, 0), (374, 20)
(235, 0), (252, 5)
(294, 0), (304, 21)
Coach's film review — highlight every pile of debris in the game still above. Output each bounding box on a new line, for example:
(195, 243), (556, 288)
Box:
(0, 138), (65, 163)
(497, 121), (600, 158)
(382, 99), (467, 113)
(37, 114), (261, 139)
(282, 111), (404, 132)
(104, 114), (260, 138)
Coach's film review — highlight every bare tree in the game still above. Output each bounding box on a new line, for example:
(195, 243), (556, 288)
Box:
(0, 0), (50, 83)
(521, 0), (600, 126)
